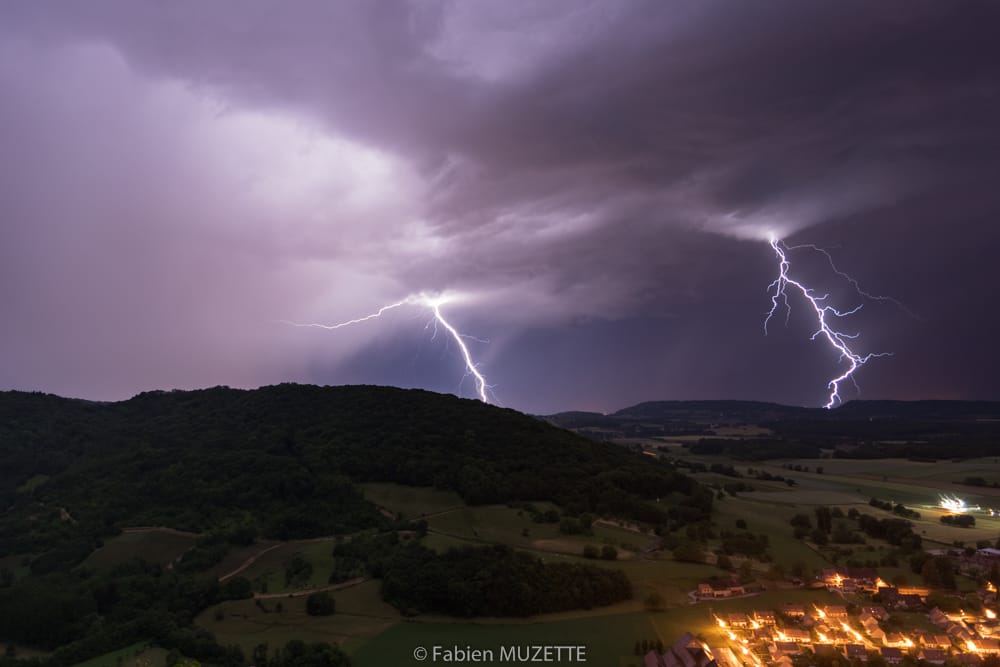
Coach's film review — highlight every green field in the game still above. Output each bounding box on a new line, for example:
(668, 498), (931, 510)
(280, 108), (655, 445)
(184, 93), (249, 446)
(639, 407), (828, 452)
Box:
(71, 641), (166, 667)
(352, 612), (657, 667)
(196, 579), (400, 656)
(81, 529), (198, 571)
(360, 483), (465, 518)
(236, 538), (340, 594)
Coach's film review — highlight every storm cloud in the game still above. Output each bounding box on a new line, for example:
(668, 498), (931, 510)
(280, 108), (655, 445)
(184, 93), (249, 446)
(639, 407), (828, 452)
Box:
(1, 1), (998, 412)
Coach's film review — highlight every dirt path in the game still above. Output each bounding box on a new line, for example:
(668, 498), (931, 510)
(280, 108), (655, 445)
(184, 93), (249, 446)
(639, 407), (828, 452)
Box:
(121, 526), (201, 537)
(253, 577), (367, 599)
(218, 542), (284, 582)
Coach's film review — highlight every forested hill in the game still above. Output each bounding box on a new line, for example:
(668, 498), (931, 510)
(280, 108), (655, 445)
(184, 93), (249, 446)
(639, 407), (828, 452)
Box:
(0, 384), (708, 567)
(545, 399), (1000, 459)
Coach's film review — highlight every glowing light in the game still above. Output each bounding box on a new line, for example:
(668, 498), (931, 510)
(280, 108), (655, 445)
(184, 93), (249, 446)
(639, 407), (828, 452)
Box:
(814, 605), (827, 619)
(875, 578), (888, 589)
(283, 292), (492, 403)
(968, 640), (978, 652)
(715, 616), (728, 628)
(939, 495), (973, 513)
(988, 583), (997, 593)
(841, 622), (863, 642)
(765, 237), (892, 408)
(817, 632), (830, 643)
(727, 630), (738, 641)
(988, 610), (997, 620)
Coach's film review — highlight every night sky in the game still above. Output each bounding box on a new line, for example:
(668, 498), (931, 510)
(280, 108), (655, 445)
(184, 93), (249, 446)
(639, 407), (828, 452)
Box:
(2, 1), (998, 414)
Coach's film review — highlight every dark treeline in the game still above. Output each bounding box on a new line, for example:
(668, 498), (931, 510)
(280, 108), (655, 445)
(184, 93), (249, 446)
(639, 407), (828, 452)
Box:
(0, 558), (251, 666)
(334, 533), (631, 616)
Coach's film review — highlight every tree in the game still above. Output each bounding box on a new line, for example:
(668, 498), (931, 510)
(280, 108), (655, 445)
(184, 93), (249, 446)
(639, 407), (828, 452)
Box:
(735, 519), (747, 529)
(601, 545), (619, 561)
(583, 545), (599, 559)
(815, 507), (833, 534)
(716, 554), (733, 570)
(644, 591), (666, 611)
(305, 591), (336, 616)
(673, 541), (704, 564)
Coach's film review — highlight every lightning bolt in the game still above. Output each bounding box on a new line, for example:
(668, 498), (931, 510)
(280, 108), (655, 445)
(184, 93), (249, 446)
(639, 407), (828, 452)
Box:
(765, 237), (892, 408)
(283, 293), (492, 403)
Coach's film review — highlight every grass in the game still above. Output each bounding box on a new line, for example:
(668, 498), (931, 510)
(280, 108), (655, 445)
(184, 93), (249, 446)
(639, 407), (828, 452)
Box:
(70, 641), (166, 667)
(352, 612), (658, 667)
(360, 483), (465, 518)
(196, 580), (400, 656)
(237, 539), (339, 594)
(81, 529), (198, 571)
(712, 496), (830, 570)
(16, 475), (49, 494)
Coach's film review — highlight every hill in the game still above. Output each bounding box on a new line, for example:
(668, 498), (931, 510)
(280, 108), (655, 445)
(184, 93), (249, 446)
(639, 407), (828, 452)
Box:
(0, 385), (708, 665)
(545, 399), (1000, 459)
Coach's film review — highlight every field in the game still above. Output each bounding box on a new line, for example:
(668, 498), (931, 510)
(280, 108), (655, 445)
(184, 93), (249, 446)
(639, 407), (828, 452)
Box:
(233, 538), (340, 594)
(196, 579), (401, 655)
(359, 483), (465, 518)
(70, 642), (167, 667)
(682, 453), (1000, 548)
(80, 529), (199, 570)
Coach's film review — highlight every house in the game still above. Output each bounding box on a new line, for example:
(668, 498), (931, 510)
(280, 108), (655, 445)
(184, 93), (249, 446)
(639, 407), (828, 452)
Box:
(920, 649), (948, 665)
(697, 580), (745, 598)
(923, 634), (953, 649)
(770, 642), (801, 658)
(753, 610), (777, 625)
(845, 644), (868, 661)
(709, 647), (741, 667)
(823, 605), (849, 620)
(783, 629), (811, 643)
(782, 604), (806, 618)
(972, 638), (1000, 654)
(879, 587), (923, 610)
(956, 653), (983, 666)
(880, 647), (904, 664)
(930, 608), (950, 627)
(868, 628), (887, 643)
(645, 633), (717, 667)
(726, 613), (750, 628)
(884, 633), (910, 648)
(861, 615), (881, 634)
(862, 605), (890, 621)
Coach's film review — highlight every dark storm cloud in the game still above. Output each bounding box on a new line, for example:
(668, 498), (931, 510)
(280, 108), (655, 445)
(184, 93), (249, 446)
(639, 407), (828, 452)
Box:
(1, 1), (998, 410)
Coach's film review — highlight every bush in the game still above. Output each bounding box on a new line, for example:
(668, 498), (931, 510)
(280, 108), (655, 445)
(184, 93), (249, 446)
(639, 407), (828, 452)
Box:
(305, 591), (336, 616)
(601, 545), (618, 561)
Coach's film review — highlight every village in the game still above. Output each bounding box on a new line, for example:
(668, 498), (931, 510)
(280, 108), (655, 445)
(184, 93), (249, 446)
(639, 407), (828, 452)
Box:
(645, 561), (1000, 667)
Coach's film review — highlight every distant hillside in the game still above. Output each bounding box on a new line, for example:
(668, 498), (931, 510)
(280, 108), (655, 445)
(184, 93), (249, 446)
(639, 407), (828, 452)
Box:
(545, 399), (1000, 458)
(0, 384), (707, 567)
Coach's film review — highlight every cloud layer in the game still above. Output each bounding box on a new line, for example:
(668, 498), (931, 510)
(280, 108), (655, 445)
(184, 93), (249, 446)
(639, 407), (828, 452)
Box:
(2, 1), (998, 412)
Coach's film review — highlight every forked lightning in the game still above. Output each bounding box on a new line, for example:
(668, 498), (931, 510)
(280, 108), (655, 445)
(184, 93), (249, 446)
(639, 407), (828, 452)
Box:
(283, 294), (491, 403)
(765, 237), (892, 408)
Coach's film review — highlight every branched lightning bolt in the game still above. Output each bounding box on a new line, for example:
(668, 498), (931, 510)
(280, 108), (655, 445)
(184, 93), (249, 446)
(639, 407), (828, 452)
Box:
(765, 237), (892, 409)
(282, 293), (492, 403)
(786, 242), (920, 320)
(278, 298), (413, 330)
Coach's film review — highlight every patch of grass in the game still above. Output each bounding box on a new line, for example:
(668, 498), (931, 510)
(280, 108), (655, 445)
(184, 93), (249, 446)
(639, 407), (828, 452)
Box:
(16, 475), (49, 494)
(360, 483), (465, 518)
(352, 612), (657, 667)
(70, 641), (166, 667)
(240, 539), (339, 594)
(196, 580), (400, 655)
(81, 530), (198, 571)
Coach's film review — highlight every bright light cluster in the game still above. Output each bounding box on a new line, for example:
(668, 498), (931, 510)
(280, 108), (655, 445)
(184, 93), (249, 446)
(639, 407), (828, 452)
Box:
(939, 495), (969, 513)
(765, 238), (892, 408)
(282, 293), (492, 403)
